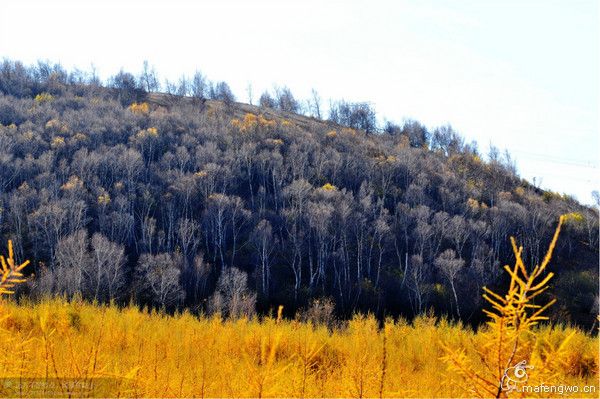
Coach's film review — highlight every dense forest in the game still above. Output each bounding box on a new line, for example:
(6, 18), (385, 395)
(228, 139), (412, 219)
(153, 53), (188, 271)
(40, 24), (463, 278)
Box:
(0, 59), (597, 328)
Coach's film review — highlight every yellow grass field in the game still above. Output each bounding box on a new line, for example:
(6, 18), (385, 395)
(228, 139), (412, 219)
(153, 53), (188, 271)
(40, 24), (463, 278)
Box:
(0, 298), (596, 398)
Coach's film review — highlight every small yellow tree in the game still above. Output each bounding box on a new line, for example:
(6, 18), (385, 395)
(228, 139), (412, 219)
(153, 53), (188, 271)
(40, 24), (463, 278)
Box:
(0, 240), (29, 295)
(442, 215), (567, 398)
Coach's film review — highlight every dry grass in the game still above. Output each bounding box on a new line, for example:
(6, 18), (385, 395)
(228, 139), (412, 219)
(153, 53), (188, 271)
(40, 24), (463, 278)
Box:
(0, 298), (595, 398)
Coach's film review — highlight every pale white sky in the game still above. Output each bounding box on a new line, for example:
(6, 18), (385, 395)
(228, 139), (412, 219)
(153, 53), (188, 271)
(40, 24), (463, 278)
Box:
(0, 0), (598, 204)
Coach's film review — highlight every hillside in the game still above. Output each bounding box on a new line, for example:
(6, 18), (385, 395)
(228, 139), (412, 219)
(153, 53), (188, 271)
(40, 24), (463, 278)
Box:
(0, 60), (597, 328)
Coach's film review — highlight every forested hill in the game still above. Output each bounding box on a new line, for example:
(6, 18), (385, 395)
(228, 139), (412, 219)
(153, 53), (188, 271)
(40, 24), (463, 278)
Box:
(0, 61), (597, 328)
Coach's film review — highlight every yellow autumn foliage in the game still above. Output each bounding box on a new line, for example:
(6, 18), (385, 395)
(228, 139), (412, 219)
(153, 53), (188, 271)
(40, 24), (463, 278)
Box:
(45, 119), (69, 134)
(0, 300), (594, 398)
(564, 212), (585, 224)
(135, 127), (159, 140)
(466, 197), (480, 210)
(265, 138), (284, 146)
(514, 186), (526, 196)
(0, 240), (29, 295)
(231, 113), (276, 133)
(374, 154), (398, 164)
(129, 102), (150, 115)
(34, 92), (54, 103)
(61, 175), (83, 191)
(97, 192), (111, 206)
(50, 136), (65, 149)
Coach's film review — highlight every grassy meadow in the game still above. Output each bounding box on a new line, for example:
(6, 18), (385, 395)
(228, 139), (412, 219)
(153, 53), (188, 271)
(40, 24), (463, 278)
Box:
(0, 298), (596, 398)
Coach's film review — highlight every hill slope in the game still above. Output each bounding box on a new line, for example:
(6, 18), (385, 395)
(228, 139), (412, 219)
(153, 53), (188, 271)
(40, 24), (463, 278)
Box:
(0, 65), (597, 328)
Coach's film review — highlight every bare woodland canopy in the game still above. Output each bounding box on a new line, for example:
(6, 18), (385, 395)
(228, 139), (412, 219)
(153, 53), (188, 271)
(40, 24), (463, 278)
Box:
(0, 60), (597, 328)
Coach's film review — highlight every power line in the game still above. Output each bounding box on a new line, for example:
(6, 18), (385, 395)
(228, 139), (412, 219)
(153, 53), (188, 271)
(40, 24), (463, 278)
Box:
(522, 172), (597, 183)
(511, 151), (598, 168)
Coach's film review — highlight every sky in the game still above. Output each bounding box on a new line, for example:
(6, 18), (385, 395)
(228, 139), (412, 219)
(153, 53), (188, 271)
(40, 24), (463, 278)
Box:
(0, 0), (598, 204)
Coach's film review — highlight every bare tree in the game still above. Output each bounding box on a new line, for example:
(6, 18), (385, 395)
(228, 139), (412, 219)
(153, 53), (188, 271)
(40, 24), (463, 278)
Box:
(209, 267), (256, 318)
(139, 60), (160, 92)
(592, 190), (600, 208)
(191, 71), (207, 100)
(446, 216), (470, 259)
(29, 200), (87, 268)
(177, 218), (201, 265)
(430, 125), (464, 156)
(139, 216), (157, 254)
(88, 233), (126, 302)
(134, 253), (184, 309)
(307, 200), (335, 290)
(177, 75), (190, 97)
(373, 214), (391, 288)
(259, 91), (276, 108)
(54, 230), (90, 297)
(202, 194), (249, 270)
(182, 253), (212, 305)
(434, 249), (465, 318)
(164, 79), (177, 96)
(309, 89), (322, 119)
(251, 219), (275, 297)
(412, 205), (433, 258)
(408, 254), (429, 315)
(283, 179), (313, 301)
(110, 70), (143, 105)
(328, 100), (377, 133)
(246, 83), (253, 105)
(211, 81), (235, 105)
(275, 86), (299, 113)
